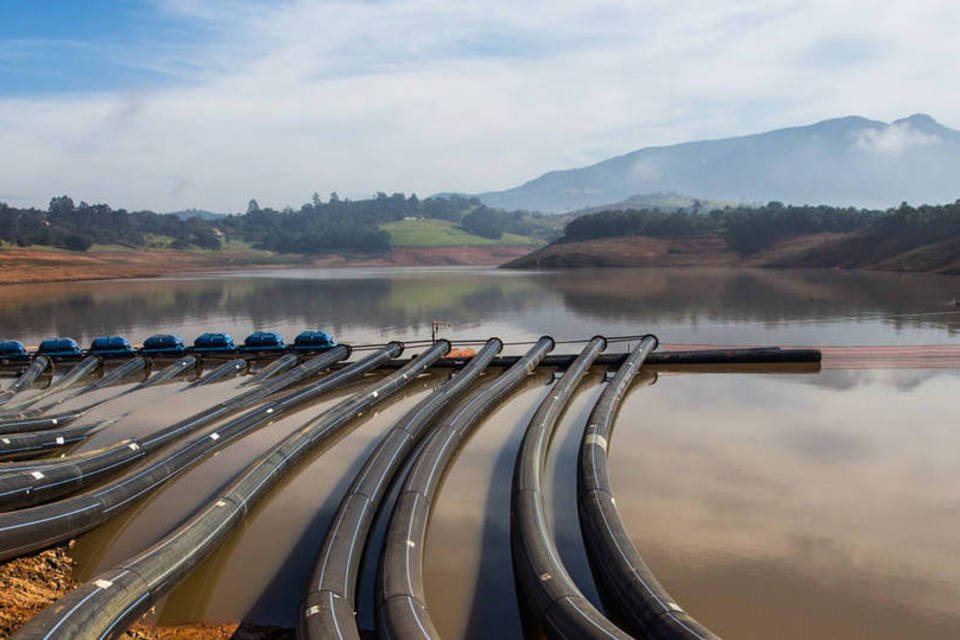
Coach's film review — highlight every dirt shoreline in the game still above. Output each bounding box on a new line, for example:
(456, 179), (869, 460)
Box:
(0, 544), (292, 639)
(0, 245), (533, 286)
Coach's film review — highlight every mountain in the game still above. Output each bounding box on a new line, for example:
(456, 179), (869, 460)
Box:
(570, 191), (743, 216)
(476, 114), (960, 213)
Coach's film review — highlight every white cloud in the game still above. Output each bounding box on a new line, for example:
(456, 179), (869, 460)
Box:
(853, 122), (942, 155)
(1, 0), (960, 211)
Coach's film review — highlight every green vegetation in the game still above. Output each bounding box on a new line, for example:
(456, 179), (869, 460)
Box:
(380, 219), (540, 247)
(562, 201), (960, 254)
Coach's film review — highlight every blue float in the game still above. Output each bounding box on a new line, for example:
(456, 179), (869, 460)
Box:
(88, 336), (135, 357)
(291, 330), (337, 352)
(140, 334), (187, 356)
(240, 331), (285, 353)
(190, 332), (236, 354)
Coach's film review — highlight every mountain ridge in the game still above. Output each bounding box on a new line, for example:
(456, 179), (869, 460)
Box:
(475, 114), (960, 213)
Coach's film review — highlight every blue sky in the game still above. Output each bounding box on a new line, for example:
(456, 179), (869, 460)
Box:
(0, 1), (957, 211)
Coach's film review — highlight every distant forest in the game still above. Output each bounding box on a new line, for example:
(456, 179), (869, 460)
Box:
(0, 193), (551, 253)
(563, 201), (960, 253)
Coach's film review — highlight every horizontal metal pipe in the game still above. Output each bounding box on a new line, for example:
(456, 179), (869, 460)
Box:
(377, 337), (555, 640)
(510, 336), (635, 639)
(0, 346), (387, 557)
(0, 345), (354, 513)
(300, 337), (504, 640)
(578, 336), (720, 639)
(12, 342), (449, 640)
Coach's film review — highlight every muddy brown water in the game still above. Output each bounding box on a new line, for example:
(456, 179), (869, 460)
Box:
(3, 267), (960, 638)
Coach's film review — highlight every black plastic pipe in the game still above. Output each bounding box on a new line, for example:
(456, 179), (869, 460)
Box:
(186, 358), (248, 388)
(0, 345), (353, 513)
(0, 357), (50, 407)
(510, 336), (636, 639)
(578, 336), (720, 640)
(136, 355), (199, 389)
(0, 421), (106, 462)
(0, 411), (85, 437)
(377, 337), (555, 640)
(0, 356), (101, 417)
(11, 357), (149, 420)
(0, 344), (388, 558)
(300, 338), (504, 640)
(12, 341), (450, 640)
(244, 352), (299, 385)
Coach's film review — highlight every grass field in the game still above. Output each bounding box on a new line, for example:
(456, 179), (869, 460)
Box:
(380, 219), (542, 247)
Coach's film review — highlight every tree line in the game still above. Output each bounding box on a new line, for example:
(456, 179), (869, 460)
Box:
(0, 192), (534, 254)
(562, 200), (960, 253)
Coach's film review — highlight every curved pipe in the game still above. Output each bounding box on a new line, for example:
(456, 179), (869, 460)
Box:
(0, 421), (106, 462)
(0, 357), (50, 407)
(510, 336), (634, 639)
(0, 346), (352, 511)
(12, 341), (449, 640)
(577, 336), (720, 639)
(0, 356), (101, 417)
(0, 411), (85, 437)
(299, 338), (503, 640)
(0, 344), (385, 558)
(10, 358), (149, 420)
(243, 352), (299, 386)
(186, 358), (249, 389)
(136, 355), (199, 389)
(377, 337), (555, 640)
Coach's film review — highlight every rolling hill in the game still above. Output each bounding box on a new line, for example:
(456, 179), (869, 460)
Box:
(476, 114), (960, 213)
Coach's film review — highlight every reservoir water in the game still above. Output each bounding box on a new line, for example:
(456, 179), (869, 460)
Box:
(2, 266), (960, 639)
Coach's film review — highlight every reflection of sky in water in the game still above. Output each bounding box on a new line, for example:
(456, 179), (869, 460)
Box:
(6, 268), (960, 638)
(2, 267), (960, 348)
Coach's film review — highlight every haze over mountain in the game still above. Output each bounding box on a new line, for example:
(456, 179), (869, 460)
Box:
(476, 114), (960, 213)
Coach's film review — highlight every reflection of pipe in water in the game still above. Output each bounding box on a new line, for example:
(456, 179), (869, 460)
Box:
(578, 336), (720, 639)
(186, 358), (249, 389)
(12, 341), (450, 639)
(510, 336), (637, 639)
(0, 345), (385, 558)
(0, 347), (352, 511)
(0, 357), (50, 407)
(300, 338), (504, 640)
(377, 337), (555, 640)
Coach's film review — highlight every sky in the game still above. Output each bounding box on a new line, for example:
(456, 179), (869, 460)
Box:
(0, 0), (958, 212)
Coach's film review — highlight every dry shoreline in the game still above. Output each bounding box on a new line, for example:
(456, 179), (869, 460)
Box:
(0, 245), (533, 286)
(0, 544), (292, 639)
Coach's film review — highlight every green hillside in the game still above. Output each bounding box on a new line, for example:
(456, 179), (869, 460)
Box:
(380, 219), (542, 247)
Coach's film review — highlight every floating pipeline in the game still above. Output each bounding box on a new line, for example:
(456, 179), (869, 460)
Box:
(0, 411), (85, 437)
(510, 335), (637, 640)
(243, 352), (299, 386)
(299, 337), (504, 640)
(577, 337), (720, 640)
(377, 337), (555, 640)
(0, 345), (353, 513)
(0, 357), (50, 407)
(0, 357), (102, 418)
(10, 341), (451, 640)
(0, 344), (385, 557)
(0, 420), (108, 462)
(186, 358), (249, 389)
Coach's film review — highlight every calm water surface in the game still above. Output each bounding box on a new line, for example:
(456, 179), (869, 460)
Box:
(2, 267), (960, 639)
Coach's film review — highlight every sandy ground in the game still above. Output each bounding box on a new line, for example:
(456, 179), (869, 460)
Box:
(0, 544), (292, 640)
(0, 245), (533, 285)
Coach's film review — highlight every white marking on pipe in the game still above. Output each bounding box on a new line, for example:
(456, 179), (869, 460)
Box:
(55, 436), (65, 445)
(209, 432), (220, 441)
(266, 407), (274, 414)
(2, 438), (9, 445)
(584, 434), (608, 451)
(406, 540), (416, 548)
(668, 602), (684, 612)
(215, 500), (227, 507)
(305, 605), (321, 617)
(30, 471), (45, 480)
(94, 579), (113, 589)
(128, 443), (140, 451)
(539, 572), (552, 582)
(52, 418), (59, 425)
(371, 390), (379, 398)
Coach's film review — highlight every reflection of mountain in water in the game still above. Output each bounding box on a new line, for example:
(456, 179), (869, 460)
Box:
(543, 268), (960, 334)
